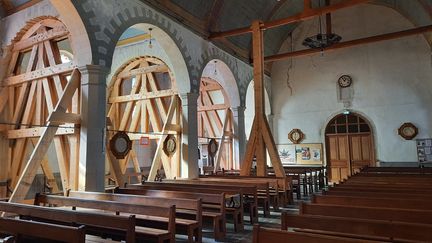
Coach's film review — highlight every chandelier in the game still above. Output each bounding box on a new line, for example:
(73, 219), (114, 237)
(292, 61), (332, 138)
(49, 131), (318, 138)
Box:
(302, 1), (341, 49)
(302, 33), (341, 49)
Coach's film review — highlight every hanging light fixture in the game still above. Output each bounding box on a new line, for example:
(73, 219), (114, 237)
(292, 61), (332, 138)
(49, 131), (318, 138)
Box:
(302, 0), (341, 49)
(213, 60), (218, 76)
(148, 28), (153, 49)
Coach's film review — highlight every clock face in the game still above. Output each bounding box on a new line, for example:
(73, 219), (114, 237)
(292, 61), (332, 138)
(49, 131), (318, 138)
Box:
(338, 75), (352, 88)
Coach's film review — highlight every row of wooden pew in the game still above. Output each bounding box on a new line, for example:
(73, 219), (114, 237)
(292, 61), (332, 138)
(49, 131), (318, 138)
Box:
(0, 174), (293, 242)
(208, 166), (327, 199)
(253, 166), (432, 242)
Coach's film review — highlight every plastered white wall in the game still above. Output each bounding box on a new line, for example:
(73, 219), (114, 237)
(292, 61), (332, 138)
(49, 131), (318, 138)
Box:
(270, 4), (432, 163)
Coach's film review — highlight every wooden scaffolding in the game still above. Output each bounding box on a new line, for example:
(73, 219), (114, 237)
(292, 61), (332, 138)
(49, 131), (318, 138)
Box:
(0, 18), (81, 202)
(106, 56), (182, 184)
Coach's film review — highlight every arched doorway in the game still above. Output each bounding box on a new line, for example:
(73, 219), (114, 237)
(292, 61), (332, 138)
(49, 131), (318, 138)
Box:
(325, 112), (375, 182)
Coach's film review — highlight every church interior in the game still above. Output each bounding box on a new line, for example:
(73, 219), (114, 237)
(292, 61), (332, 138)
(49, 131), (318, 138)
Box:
(0, 0), (432, 242)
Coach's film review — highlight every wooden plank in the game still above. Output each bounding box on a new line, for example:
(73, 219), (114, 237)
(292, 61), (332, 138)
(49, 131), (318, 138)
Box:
(7, 127), (76, 139)
(8, 69), (80, 203)
(198, 103), (229, 112)
(30, 138), (60, 193)
(118, 72), (142, 130)
(148, 96), (178, 180)
(209, 0), (369, 39)
(146, 72), (167, 121)
(108, 89), (176, 103)
(117, 63), (168, 79)
(214, 109), (230, 172)
(48, 111), (81, 124)
(13, 26), (69, 52)
(3, 61), (77, 87)
(0, 88), (9, 114)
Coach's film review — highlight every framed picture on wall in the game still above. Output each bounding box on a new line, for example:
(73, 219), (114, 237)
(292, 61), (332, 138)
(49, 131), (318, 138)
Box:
(276, 144), (296, 164)
(296, 143), (323, 165)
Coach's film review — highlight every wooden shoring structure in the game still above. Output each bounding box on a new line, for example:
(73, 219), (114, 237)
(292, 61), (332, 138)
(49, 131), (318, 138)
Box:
(240, 21), (285, 177)
(0, 18), (81, 201)
(197, 77), (235, 171)
(107, 57), (181, 183)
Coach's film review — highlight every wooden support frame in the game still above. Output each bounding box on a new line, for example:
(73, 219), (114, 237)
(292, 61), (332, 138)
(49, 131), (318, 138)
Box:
(1, 18), (81, 202)
(107, 56), (181, 183)
(197, 77), (236, 170)
(240, 21), (285, 178)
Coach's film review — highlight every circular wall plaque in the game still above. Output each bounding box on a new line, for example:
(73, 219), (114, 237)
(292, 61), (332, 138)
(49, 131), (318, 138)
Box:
(338, 75), (353, 88)
(288, 128), (305, 144)
(398, 122), (418, 140)
(163, 135), (177, 157)
(208, 138), (218, 157)
(109, 131), (132, 159)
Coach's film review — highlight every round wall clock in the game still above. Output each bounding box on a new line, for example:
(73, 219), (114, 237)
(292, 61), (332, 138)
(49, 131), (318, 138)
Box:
(163, 135), (177, 157)
(338, 75), (352, 88)
(288, 129), (305, 144)
(208, 138), (218, 157)
(109, 131), (132, 159)
(398, 122), (418, 140)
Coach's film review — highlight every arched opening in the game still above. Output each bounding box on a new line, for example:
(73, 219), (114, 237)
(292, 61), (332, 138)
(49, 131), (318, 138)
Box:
(107, 56), (181, 183)
(198, 59), (240, 172)
(0, 17), (82, 200)
(325, 112), (375, 183)
(244, 80), (271, 138)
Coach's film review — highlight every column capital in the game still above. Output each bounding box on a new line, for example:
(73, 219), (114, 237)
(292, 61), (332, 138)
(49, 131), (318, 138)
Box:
(78, 65), (110, 85)
(179, 92), (199, 106)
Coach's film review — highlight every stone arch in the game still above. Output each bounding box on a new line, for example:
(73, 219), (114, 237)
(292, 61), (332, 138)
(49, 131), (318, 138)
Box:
(71, 0), (193, 93)
(49, 0), (92, 65)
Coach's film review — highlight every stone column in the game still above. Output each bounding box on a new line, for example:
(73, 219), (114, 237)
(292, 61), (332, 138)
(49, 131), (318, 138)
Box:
(179, 92), (199, 179)
(78, 65), (109, 192)
(232, 106), (246, 168)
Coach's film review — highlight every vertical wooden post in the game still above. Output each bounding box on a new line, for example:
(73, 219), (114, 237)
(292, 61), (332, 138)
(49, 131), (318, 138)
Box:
(240, 21), (285, 178)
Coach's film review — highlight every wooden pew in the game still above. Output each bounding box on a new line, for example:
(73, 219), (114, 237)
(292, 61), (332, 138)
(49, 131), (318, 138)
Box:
(200, 175), (292, 208)
(323, 189), (432, 200)
(129, 182), (255, 225)
(68, 191), (202, 243)
(281, 213), (432, 242)
(252, 225), (377, 243)
(116, 188), (228, 241)
(0, 201), (136, 243)
(312, 194), (432, 210)
(0, 217), (85, 243)
(299, 202), (432, 225)
(166, 178), (272, 216)
(360, 166), (432, 174)
(329, 185), (432, 195)
(35, 194), (176, 243)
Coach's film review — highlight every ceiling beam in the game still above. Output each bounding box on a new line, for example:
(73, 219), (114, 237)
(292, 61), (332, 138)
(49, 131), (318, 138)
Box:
(206, 0), (225, 31)
(4, 0), (42, 16)
(264, 24), (432, 62)
(209, 0), (369, 39)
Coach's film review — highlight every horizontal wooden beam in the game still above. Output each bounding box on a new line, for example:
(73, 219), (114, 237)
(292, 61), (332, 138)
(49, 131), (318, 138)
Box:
(117, 34), (151, 46)
(2, 62), (77, 87)
(7, 127), (77, 139)
(48, 112), (81, 124)
(127, 132), (176, 141)
(264, 24), (432, 62)
(198, 103), (229, 112)
(209, 0), (369, 39)
(108, 89), (177, 103)
(117, 64), (168, 79)
(13, 27), (69, 52)
(5, 0), (42, 16)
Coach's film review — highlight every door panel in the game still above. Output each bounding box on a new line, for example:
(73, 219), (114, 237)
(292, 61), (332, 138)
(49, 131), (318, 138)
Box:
(327, 135), (350, 183)
(350, 134), (372, 174)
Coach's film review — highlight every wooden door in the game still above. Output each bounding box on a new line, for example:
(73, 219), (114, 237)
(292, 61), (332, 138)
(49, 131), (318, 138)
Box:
(349, 134), (373, 174)
(327, 135), (350, 182)
(325, 113), (374, 183)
